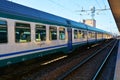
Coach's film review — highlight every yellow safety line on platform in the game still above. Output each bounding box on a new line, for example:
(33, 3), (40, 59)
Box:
(91, 44), (99, 47)
(41, 55), (68, 65)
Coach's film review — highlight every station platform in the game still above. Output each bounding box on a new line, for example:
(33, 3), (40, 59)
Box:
(114, 40), (120, 80)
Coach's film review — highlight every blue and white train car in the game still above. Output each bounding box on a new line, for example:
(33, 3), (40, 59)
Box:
(0, 0), (112, 67)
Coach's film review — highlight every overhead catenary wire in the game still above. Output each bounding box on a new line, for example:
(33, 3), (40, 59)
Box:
(95, 0), (102, 9)
(70, 0), (81, 7)
(102, 0), (106, 6)
(48, 0), (74, 13)
(95, 0), (113, 34)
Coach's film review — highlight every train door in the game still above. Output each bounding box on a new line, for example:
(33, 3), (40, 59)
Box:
(67, 27), (72, 51)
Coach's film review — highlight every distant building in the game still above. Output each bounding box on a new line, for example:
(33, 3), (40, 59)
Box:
(83, 19), (96, 27)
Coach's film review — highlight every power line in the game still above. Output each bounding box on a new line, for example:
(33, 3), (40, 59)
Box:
(95, 0), (102, 9)
(95, 0), (110, 17)
(95, 0), (114, 33)
(48, 0), (74, 13)
(71, 0), (81, 7)
(102, 0), (106, 6)
(76, 6), (110, 19)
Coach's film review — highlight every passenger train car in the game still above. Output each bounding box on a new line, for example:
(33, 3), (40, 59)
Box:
(0, 0), (112, 67)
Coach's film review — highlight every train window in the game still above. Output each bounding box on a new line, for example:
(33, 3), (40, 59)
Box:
(82, 31), (86, 38)
(91, 32), (95, 38)
(49, 26), (57, 40)
(88, 32), (92, 38)
(74, 30), (78, 39)
(0, 20), (7, 43)
(97, 33), (99, 38)
(15, 23), (31, 43)
(78, 30), (83, 39)
(36, 25), (46, 42)
(59, 27), (65, 40)
(97, 33), (102, 38)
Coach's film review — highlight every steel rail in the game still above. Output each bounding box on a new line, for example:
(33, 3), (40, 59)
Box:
(57, 39), (116, 80)
(92, 40), (118, 80)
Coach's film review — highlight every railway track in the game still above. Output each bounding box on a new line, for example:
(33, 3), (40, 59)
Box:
(33, 39), (114, 80)
(57, 39), (118, 80)
(0, 39), (114, 80)
(94, 39), (118, 80)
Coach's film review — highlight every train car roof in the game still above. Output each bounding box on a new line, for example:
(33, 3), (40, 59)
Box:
(0, 0), (88, 30)
(0, 0), (69, 26)
(0, 0), (111, 34)
(70, 21), (87, 29)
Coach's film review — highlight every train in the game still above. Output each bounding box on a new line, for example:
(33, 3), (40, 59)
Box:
(0, 0), (112, 67)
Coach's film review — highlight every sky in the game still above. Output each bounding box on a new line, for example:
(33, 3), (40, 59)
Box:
(8, 0), (119, 35)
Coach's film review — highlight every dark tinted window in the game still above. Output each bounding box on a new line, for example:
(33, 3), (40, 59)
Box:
(74, 30), (78, 39)
(59, 27), (65, 40)
(49, 26), (57, 40)
(0, 20), (7, 43)
(15, 23), (31, 43)
(78, 30), (82, 39)
(36, 25), (46, 41)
